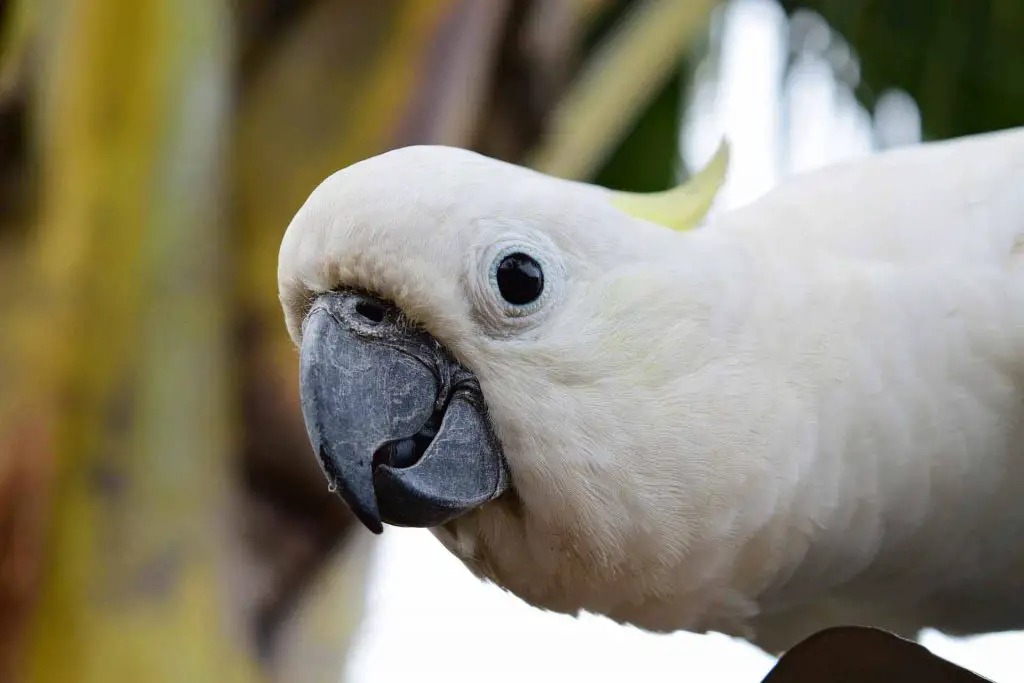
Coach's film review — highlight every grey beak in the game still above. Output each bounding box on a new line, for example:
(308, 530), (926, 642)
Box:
(298, 290), (508, 534)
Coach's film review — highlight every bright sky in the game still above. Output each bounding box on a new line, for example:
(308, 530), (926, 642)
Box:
(347, 2), (1024, 681)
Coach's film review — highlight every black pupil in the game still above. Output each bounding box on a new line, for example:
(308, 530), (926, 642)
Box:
(496, 252), (544, 306)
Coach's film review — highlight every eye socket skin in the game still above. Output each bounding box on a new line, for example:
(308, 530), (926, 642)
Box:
(494, 252), (544, 306)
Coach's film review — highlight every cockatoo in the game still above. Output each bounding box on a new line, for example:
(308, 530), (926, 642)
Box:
(278, 126), (1024, 653)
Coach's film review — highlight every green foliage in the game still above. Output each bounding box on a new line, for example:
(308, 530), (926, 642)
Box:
(780, 0), (1024, 140)
(593, 68), (686, 191)
(586, 0), (688, 191)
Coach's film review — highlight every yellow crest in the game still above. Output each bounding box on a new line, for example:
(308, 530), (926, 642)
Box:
(610, 139), (729, 232)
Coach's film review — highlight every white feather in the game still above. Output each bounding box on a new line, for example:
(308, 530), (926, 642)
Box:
(278, 127), (1024, 652)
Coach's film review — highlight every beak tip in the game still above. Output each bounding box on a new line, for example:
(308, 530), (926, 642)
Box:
(331, 480), (384, 534)
(361, 515), (385, 535)
(330, 475), (385, 535)
(317, 445), (385, 535)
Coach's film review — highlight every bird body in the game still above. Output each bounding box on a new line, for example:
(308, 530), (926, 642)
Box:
(279, 126), (1024, 652)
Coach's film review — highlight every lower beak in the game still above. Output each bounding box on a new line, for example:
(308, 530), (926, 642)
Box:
(298, 290), (508, 534)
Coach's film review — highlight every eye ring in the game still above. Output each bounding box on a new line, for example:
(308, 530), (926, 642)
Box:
(488, 245), (549, 317)
(467, 228), (564, 335)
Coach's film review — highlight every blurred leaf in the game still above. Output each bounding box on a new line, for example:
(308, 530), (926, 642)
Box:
(581, 0), (690, 191)
(16, 0), (259, 680)
(593, 68), (686, 191)
(525, 0), (718, 181)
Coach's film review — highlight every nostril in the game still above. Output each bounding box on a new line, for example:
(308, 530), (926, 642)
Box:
(354, 299), (386, 324)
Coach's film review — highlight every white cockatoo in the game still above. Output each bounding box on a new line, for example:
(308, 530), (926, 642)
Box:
(278, 126), (1024, 653)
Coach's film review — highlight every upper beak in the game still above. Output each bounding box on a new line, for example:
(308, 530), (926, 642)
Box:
(298, 290), (509, 534)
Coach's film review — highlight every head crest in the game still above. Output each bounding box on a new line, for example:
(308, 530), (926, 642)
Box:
(609, 139), (729, 232)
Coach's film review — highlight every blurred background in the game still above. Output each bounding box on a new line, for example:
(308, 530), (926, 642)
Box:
(0, 0), (1022, 681)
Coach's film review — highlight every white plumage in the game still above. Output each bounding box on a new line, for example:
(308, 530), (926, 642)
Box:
(278, 126), (1024, 652)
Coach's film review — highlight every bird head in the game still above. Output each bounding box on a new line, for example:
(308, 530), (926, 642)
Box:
(277, 143), (763, 624)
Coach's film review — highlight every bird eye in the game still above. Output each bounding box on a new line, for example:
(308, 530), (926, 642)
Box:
(494, 252), (544, 306)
